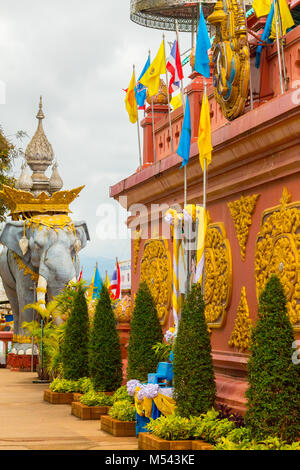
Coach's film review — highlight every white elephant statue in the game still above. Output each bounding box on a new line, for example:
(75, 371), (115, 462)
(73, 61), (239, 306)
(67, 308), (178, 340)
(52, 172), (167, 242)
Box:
(0, 216), (90, 355)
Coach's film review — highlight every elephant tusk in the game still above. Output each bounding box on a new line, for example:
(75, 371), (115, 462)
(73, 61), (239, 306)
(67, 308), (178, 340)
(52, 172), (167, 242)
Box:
(37, 275), (47, 309)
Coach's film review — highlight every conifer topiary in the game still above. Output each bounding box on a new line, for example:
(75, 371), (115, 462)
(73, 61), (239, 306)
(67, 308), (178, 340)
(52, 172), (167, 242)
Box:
(173, 283), (216, 418)
(89, 285), (122, 392)
(61, 285), (90, 380)
(127, 282), (163, 382)
(245, 275), (300, 442)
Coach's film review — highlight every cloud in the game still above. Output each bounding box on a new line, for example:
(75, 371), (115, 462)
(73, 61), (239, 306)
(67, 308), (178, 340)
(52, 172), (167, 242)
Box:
(0, 0), (192, 266)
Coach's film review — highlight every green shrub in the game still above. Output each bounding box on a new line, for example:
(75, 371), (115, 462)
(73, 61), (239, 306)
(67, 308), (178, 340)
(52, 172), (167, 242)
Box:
(77, 377), (93, 394)
(80, 391), (113, 407)
(245, 275), (300, 442)
(192, 409), (235, 444)
(109, 400), (136, 422)
(49, 378), (80, 393)
(127, 282), (163, 382)
(61, 286), (90, 380)
(173, 284), (216, 417)
(112, 385), (134, 404)
(215, 434), (300, 451)
(89, 285), (123, 392)
(146, 414), (192, 441)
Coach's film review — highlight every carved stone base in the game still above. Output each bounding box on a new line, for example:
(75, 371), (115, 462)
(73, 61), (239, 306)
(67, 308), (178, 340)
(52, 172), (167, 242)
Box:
(6, 353), (38, 372)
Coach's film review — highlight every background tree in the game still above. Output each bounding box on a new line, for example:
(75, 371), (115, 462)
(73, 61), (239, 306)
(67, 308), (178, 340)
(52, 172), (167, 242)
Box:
(245, 275), (300, 442)
(89, 285), (122, 392)
(173, 283), (216, 418)
(0, 128), (28, 222)
(127, 282), (163, 382)
(61, 285), (90, 380)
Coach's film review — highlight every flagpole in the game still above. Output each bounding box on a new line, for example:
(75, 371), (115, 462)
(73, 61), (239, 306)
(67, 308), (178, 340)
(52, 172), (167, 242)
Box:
(133, 65), (143, 169)
(163, 33), (174, 154)
(149, 49), (157, 163)
(175, 19), (187, 207)
(276, 0), (288, 91)
(272, 0), (284, 94)
(202, 80), (208, 299)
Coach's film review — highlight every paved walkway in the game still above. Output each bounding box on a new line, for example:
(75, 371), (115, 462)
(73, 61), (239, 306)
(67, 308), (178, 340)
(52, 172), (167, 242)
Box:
(0, 369), (138, 450)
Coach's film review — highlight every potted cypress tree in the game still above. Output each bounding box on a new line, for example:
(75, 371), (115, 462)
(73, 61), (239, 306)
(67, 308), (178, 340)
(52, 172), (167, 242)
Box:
(173, 283), (216, 418)
(127, 282), (163, 382)
(89, 285), (123, 392)
(61, 285), (90, 380)
(245, 275), (300, 442)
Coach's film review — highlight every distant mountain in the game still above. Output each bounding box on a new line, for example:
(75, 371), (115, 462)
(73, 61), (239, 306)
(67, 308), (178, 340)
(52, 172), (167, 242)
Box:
(78, 254), (116, 284)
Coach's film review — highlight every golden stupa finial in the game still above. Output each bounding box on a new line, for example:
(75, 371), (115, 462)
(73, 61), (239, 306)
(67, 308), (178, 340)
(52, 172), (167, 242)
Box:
(36, 95), (45, 121)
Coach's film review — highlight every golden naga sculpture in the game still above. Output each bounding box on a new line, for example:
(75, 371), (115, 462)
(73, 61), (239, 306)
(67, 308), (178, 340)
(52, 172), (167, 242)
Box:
(255, 188), (300, 330)
(229, 286), (253, 352)
(208, 0), (250, 120)
(228, 194), (260, 261)
(140, 238), (172, 325)
(204, 222), (232, 328)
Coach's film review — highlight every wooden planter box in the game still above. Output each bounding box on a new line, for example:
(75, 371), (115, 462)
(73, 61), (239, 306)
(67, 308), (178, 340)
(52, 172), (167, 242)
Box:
(101, 415), (136, 437)
(138, 433), (214, 451)
(192, 441), (214, 451)
(72, 393), (83, 402)
(43, 390), (74, 405)
(138, 433), (193, 450)
(71, 402), (109, 420)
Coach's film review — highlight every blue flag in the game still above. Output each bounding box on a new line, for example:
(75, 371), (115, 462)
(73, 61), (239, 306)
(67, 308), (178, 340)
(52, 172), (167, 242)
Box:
(195, 7), (211, 78)
(177, 96), (191, 168)
(135, 57), (150, 108)
(92, 265), (103, 300)
(255, 3), (274, 69)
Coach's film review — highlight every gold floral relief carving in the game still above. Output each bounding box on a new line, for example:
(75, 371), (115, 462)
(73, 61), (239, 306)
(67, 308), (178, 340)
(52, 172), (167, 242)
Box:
(229, 286), (253, 352)
(228, 194), (260, 261)
(204, 222), (232, 328)
(255, 188), (300, 330)
(133, 230), (142, 273)
(140, 238), (172, 325)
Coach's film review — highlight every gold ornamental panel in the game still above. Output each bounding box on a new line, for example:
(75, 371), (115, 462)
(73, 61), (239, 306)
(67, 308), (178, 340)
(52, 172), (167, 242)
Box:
(204, 222), (232, 328)
(140, 238), (172, 325)
(255, 189), (300, 330)
(207, 0), (250, 121)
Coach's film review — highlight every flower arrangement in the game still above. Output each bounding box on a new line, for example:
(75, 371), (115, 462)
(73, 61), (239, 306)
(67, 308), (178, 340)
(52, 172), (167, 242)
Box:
(136, 384), (160, 401)
(127, 380), (141, 397)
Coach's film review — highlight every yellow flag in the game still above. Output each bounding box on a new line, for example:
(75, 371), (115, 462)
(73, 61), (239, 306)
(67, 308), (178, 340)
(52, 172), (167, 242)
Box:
(253, 0), (272, 17)
(270, 0), (294, 39)
(125, 72), (138, 124)
(140, 41), (166, 98)
(104, 272), (110, 289)
(198, 93), (213, 171)
(170, 92), (182, 111)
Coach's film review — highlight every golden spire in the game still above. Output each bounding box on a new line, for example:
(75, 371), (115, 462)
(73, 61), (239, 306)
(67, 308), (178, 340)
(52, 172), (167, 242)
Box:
(25, 96), (54, 195)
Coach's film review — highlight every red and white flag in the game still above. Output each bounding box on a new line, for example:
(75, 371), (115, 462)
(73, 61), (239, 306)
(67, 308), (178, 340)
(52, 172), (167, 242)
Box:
(109, 261), (121, 300)
(166, 40), (184, 94)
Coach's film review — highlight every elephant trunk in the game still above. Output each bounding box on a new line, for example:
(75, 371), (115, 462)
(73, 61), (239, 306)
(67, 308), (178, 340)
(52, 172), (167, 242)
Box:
(37, 275), (47, 309)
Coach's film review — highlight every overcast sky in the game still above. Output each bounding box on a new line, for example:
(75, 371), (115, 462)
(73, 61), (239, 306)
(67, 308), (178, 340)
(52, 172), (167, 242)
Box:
(0, 0), (192, 274)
